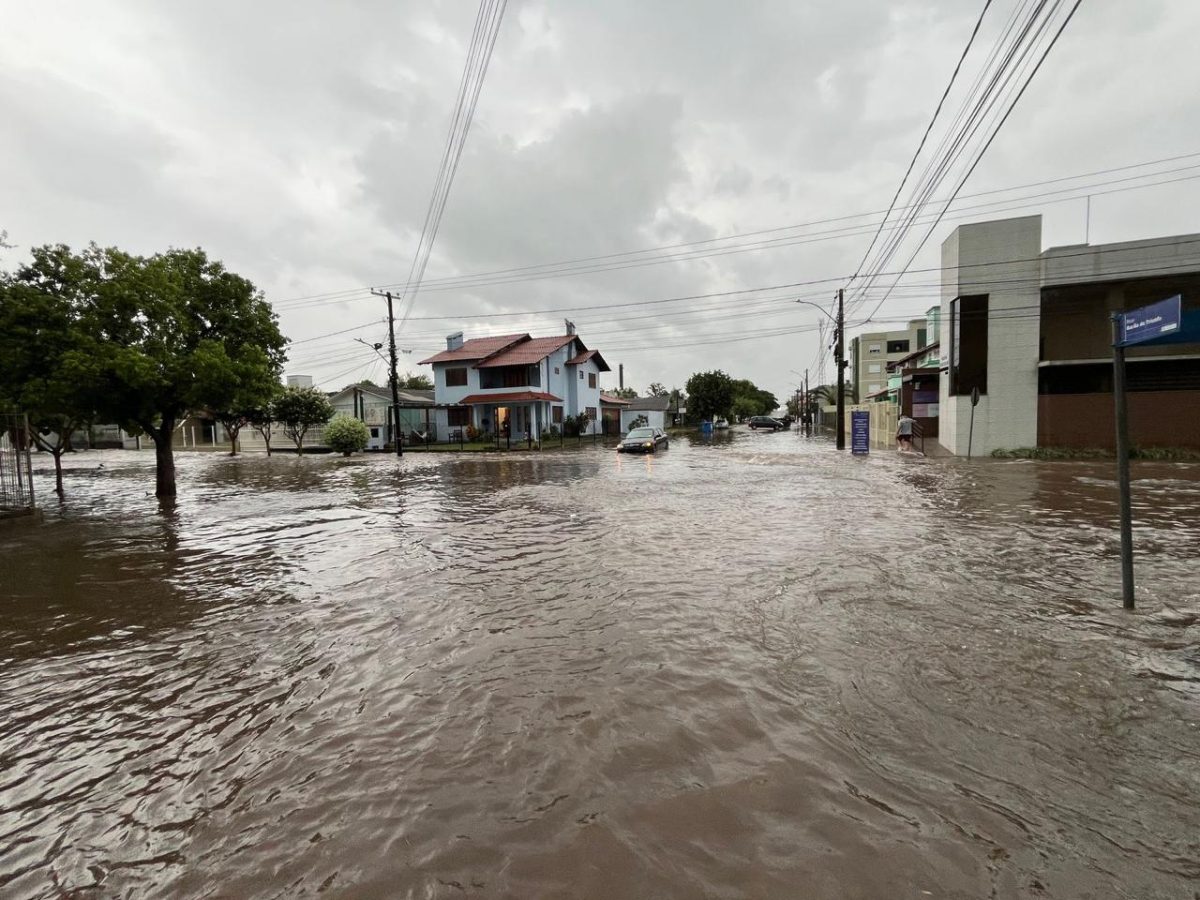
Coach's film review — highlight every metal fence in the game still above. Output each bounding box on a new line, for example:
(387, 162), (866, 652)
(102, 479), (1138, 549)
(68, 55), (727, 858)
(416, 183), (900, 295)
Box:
(1, 414), (35, 516)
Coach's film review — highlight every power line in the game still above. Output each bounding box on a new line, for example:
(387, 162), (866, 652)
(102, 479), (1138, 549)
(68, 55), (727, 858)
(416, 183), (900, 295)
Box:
(858, 0), (1086, 323)
(851, 0), (994, 280)
(270, 150), (1200, 309)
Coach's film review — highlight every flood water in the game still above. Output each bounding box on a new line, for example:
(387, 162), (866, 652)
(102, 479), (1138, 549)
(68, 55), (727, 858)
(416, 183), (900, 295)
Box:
(2, 432), (1198, 899)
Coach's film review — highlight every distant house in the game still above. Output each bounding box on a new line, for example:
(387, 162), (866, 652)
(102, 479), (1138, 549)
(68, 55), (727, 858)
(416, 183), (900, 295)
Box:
(420, 329), (610, 438)
(326, 384), (436, 449)
(599, 393), (630, 435)
(619, 395), (670, 432)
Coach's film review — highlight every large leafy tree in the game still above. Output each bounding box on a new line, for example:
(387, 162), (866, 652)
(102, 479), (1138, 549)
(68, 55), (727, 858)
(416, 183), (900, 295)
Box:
(646, 382), (669, 397)
(730, 378), (778, 418)
(0, 245), (103, 496)
(274, 385), (334, 454)
(685, 370), (734, 422)
(62, 246), (287, 497)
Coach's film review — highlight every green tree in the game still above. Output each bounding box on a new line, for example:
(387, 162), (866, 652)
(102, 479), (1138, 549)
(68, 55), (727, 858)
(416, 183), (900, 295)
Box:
(324, 415), (370, 456)
(0, 245), (102, 495)
(249, 402), (277, 456)
(646, 382), (668, 397)
(60, 246), (288, 497)
(209, 363), (284, 456)
(684, 370), (734, 422)
(399, 372), (433, 390)
(275, 385), (334, 454)
(610, 386), (638, 399)
(730, 378), (777, 417)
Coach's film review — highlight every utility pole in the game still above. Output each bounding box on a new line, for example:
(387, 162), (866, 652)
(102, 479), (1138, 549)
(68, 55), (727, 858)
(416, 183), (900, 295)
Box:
(804, 368), (810, 434)
(371, 289), (404, 457)
(835, 288), (846, 450)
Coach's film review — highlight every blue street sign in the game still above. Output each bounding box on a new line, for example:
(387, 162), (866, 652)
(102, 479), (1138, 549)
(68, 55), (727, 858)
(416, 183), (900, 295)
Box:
(851, 410), (869, 455)
(1118, 294), (1182, 347)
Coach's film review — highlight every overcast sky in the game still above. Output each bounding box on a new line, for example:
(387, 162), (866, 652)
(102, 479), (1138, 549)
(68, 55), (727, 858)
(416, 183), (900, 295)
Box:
(3, 0), (1200, 402)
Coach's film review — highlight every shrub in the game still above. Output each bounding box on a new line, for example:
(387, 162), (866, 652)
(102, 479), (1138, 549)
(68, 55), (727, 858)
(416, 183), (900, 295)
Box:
(325, 416), (370, 456)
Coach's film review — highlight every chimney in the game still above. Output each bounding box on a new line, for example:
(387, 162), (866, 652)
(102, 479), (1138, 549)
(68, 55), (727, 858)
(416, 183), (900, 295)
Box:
(564, 319), (576, 336)
(619, 363), (624, 389)
(446, 332), (464, 351)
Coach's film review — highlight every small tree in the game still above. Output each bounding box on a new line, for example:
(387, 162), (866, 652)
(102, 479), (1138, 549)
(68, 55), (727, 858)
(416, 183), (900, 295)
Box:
(248, 403), (276, 456)
(325, 416), (370, 456)
(610, 386), (638, 399)
(647, 382), (668, 397)
(275, 385), (334, 454)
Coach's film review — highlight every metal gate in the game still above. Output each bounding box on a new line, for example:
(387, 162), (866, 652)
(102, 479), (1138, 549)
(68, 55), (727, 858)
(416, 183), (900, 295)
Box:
(1, 413), (35, 517)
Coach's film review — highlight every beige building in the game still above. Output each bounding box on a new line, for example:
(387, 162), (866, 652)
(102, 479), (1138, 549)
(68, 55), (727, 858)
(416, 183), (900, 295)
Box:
(849, 319), (928, 402)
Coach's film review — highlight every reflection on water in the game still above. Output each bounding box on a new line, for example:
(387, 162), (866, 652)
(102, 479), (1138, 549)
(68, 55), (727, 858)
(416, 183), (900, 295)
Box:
(1, 436), (1198, 898)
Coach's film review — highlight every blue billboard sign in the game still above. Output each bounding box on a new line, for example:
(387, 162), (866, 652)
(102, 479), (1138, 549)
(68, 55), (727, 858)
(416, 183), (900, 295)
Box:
(851, 410), (869, 455)
(1118, 294), (1182, 347)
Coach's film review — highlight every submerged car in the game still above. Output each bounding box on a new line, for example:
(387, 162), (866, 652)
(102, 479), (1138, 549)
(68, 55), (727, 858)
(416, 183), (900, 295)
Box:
(748, 416), (786, 431)
(617, 426), (669, 453)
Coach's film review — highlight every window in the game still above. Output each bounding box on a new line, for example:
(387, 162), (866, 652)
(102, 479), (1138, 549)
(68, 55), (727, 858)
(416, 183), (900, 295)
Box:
(588, 372), (597, 389)
(917, 327), (928, 348)
(868, 383), (882, 394)
(552, 406), (563, 423)
(868, 343), (882, 354)
(448, 407), (469, 426)
(554, 366), (560, 375)
(445, 367), (467, 387)
(949, 295), (988, 396)
(867, 363), (881, 374)
(887, 339), (910, 354)
(579, 370), (584, 380)
(370, 428), (379, 438)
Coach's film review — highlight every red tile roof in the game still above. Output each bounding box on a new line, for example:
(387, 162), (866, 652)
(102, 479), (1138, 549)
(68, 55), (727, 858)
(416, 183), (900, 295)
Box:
(457, 391), (563, 404)
(600, 393), (631, 406)
(565, 348), (611, 372)
(476, 335), (576, 368)
(418, 333), (529, 365)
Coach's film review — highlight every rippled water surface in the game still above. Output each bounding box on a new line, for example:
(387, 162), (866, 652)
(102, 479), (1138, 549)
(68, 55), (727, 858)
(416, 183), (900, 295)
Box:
(2, 433), (1199, 899)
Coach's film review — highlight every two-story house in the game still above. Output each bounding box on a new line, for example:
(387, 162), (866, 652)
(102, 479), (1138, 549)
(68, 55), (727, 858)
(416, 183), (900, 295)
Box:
(419, 328), (611, 438)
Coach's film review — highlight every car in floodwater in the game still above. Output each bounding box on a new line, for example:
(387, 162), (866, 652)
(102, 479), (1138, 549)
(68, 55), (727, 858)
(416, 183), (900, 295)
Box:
(748, 416), (786, 431)
(617, 426), (669, 453)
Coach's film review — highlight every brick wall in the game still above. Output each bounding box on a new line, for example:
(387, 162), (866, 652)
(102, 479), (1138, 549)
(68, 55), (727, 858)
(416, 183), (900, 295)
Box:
(1038, 391), (1200, 449)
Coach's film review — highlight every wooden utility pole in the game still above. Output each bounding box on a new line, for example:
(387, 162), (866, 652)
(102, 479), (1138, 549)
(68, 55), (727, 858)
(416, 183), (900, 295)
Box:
(371, 289), (404, 457)
(835, 288), (846, 450)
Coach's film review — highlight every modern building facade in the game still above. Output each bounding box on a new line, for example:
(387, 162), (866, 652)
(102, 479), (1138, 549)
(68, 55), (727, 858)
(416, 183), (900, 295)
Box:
(850, 318), (928, 402)
(938, 214), (1200, 455)
(420, 329), (610, 438)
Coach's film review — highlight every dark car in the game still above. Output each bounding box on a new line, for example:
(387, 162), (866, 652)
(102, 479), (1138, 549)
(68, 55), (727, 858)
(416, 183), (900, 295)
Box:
(748, 416), (785, 431)
(617, 426), (669, 453)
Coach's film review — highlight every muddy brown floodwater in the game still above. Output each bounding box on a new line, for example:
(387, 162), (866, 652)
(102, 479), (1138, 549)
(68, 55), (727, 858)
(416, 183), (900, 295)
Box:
(1, 432), (1198, 899)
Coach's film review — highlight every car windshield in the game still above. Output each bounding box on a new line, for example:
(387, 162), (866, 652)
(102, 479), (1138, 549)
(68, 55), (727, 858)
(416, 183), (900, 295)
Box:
(627, 428), (655, 439)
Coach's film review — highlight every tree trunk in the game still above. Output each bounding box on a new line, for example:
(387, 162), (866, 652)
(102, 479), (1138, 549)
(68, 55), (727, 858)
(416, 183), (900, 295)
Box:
(154, 420), (177, 497)
(228, 423), (241, 456)
(53, 447), (64, 496)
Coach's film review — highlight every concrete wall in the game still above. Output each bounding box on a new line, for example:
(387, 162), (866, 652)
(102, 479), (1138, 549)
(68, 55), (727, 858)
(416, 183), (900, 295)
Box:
(939, 215), (1042, 455)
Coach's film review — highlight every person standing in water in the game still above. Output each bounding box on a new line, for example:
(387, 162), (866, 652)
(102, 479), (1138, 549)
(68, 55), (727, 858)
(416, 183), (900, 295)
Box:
(896, 413), (914, 451)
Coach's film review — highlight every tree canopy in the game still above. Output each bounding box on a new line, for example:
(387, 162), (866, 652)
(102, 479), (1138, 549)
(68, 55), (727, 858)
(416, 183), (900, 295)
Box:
(2, 243), (288, 497)
(275, 385), (334, 454)
(685, 370), (734, 422)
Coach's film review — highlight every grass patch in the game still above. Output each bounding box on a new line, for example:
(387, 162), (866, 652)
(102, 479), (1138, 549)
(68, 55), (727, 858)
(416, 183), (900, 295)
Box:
(991, 446), (1200, 461)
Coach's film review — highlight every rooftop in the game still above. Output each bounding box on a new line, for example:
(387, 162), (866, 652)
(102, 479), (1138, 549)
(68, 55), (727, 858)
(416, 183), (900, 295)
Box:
(418, 333), (528, 365)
